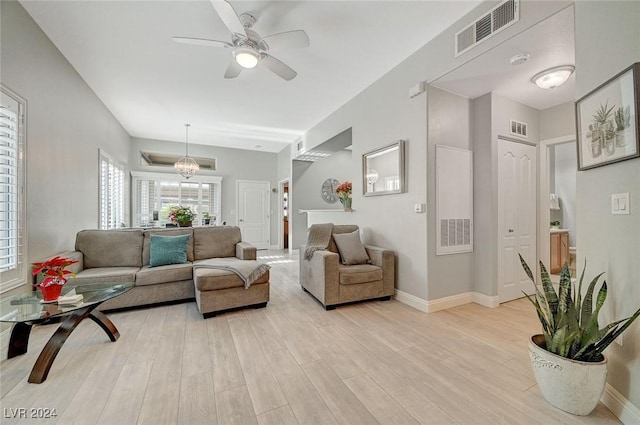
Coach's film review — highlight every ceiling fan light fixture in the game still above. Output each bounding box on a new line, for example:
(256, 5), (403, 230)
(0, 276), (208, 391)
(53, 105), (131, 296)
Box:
(234, 47), (259, 69)
(175, 123), (199, 179)
(531, 65), (575, 90)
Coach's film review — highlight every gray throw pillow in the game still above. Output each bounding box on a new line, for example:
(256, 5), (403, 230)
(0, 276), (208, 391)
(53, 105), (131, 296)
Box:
(149, 234), (190, 267)
(332, 231), (370, 265)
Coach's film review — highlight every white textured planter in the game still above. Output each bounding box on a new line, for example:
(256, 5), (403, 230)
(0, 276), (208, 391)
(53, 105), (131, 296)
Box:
(529, 335), (608, 416)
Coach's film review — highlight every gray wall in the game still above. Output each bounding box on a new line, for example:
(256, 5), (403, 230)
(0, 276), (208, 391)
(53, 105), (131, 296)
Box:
(575, 0), (640, 409)
(0, 1), (131, 281)
(291, 150), (352, 249)
(427, 87), (473, 298)
(130, 137), (279, 245)
(540, 101), (575, 140)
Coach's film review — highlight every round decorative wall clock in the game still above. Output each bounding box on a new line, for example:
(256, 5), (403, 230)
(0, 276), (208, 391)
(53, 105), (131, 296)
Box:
(321, 178), (339, 203)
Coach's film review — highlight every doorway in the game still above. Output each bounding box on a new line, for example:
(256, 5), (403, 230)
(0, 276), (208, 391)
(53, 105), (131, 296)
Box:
(538, 136), (577, 279)
(498, 138), (538, 303)
(279, 179), (289, 250)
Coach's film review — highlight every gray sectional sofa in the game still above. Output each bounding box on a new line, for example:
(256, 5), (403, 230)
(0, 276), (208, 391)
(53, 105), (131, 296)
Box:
(36, 226), (269, 317)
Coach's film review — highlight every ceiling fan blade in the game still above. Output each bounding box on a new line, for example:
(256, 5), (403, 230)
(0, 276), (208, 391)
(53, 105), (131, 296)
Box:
(262, 30), (310, 50)
(210, 0), (246, 38)
(172, 37), (232, 48)
(224, 58), (242, 79)
(261, 54), (297, 81)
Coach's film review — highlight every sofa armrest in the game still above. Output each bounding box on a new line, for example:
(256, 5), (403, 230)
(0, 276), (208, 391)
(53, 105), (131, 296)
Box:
(365, 245), (395, 296)
(236, 241), (257, 260)
(299, 245), (340, 306)
(32, 250), (84, 286)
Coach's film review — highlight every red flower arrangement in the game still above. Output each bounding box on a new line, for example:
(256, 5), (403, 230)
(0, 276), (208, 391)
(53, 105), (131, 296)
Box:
(32, 256), (78, 287)
(335, 181), (352, 201)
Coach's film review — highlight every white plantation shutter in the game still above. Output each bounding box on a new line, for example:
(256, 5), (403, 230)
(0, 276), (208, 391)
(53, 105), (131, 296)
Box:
(130, 171), (222, 227)
(0, 87), (26, 292)
(99, 150), (126, 229)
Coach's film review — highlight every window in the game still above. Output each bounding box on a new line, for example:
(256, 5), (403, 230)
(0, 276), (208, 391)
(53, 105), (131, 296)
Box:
(131, 171), (222, 227)
(99, 150), (127, 229)
(1, 86), (26, 293)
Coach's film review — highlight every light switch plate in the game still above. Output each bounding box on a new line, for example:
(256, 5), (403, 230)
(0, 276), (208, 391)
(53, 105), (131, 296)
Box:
(611, 193), (630, 215)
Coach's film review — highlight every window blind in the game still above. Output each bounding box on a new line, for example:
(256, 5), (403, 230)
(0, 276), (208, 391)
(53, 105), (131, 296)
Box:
(131, 171), (222, 227)
(99, 150), (126, 229)
(0, 87), (26, 292)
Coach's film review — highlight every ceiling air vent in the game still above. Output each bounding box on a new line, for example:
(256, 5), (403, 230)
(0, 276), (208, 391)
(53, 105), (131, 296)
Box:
(455, 0), (519, 57)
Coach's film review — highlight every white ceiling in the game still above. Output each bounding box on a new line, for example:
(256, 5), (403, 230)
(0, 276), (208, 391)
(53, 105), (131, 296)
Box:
(432, 5), (575, 110)
(19, 0), (485, 153)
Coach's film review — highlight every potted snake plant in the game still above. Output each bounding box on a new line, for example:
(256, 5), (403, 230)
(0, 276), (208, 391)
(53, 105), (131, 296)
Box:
(519, 254), (640, 415)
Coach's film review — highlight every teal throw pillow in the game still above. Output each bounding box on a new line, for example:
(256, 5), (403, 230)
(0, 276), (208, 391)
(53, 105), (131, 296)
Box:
(149, 234), (190, 267)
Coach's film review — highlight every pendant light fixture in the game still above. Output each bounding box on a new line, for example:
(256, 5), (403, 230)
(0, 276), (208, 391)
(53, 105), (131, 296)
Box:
(174, 123), (199, 179)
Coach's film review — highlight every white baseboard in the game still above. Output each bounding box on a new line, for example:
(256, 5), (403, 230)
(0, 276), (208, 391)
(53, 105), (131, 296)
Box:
(395, 290), (501, 313)
(394, 289), (427, 312)
(426, 292), (473, 313)
(1, 327), (10, 361)
(602, 383), (640, 425)
(472, 292), (500, 308)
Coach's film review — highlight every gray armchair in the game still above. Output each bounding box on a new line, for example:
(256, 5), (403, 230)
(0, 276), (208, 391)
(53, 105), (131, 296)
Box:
(300, 225), (395, 310)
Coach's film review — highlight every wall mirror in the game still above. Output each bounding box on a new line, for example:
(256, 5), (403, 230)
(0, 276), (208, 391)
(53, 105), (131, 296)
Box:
(362, 140), (405, 196)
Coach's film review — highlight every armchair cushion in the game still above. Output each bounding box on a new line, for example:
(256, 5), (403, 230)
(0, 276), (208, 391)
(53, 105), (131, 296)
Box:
(338, 264), (383, 285)
(332, 231), (370, 265)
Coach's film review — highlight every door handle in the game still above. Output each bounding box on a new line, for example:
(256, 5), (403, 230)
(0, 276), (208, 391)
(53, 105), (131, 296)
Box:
(508, 229), (514, 233)
(239, 219), (243, 222)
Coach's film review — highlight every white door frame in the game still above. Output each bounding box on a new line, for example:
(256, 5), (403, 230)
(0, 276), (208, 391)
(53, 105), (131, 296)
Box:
(537, 134), (575, 277)
(278, 178), (289, 250)
(236, 179), (271, 249)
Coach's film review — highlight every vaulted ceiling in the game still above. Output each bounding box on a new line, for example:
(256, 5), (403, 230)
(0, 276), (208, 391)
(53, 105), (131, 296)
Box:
(20, 0), (484, 152)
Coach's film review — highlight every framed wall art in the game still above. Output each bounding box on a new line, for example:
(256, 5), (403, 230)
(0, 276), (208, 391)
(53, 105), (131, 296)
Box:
(575, 62), (639, 171)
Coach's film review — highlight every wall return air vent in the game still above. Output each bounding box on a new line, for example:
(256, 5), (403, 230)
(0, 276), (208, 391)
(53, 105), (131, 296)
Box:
(455, 0), (520, 57)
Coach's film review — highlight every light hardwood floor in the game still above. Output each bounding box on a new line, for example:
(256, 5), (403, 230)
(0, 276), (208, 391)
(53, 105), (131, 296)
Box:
(1, 250), (620, 424)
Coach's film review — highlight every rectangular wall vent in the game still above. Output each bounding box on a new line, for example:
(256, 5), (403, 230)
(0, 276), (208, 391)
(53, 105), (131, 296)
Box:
(440, 219), (471, 248)
(455, 0), (519, 57)
(510, 119), (528, 138)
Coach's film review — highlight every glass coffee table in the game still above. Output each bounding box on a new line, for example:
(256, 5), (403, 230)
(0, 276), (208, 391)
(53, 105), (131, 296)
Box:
(0, 282), (133, 383)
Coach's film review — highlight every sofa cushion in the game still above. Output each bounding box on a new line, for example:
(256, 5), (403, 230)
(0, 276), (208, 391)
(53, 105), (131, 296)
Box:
(332, 231), (370, 265)
(149, 234), (190, 267)
(194, 266), (269, 291)
(76, 229), (144, 268)
(136, 263), (193, 286)
(143, 228), (194, 265)
(193, 226), (241, 260)
(71, 267), (139, 284)
(338, 264), (383, 285)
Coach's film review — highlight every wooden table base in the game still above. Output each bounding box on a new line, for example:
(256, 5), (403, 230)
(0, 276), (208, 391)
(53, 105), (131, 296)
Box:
(7, 303), (120, 384)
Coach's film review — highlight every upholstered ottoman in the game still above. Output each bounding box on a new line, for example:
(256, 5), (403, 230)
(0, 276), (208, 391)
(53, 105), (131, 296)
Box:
(194, 266), (270, 317)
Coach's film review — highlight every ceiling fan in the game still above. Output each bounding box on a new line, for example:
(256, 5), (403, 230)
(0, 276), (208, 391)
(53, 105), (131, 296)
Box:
(173, 0), (310, 81)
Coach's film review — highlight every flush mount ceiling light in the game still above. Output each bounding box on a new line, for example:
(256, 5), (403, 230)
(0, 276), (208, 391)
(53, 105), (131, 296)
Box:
(531, 65), (575, 90)
(174, 123), (199, 179)
(233, 46), (259, 69)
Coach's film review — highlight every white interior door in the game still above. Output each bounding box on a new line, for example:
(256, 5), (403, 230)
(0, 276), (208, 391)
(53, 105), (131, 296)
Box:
(237, 180), (270, 249)
(498, 139), (537, 303)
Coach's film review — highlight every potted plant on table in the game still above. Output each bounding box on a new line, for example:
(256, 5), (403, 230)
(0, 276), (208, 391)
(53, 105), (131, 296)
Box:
(32, 256), (78, 301)
(519, 254), (640, 415)
(168, 205), (195, 227)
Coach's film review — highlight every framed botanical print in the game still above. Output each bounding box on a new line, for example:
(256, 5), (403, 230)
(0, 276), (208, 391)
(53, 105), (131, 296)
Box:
(576, 62), (640, 171)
